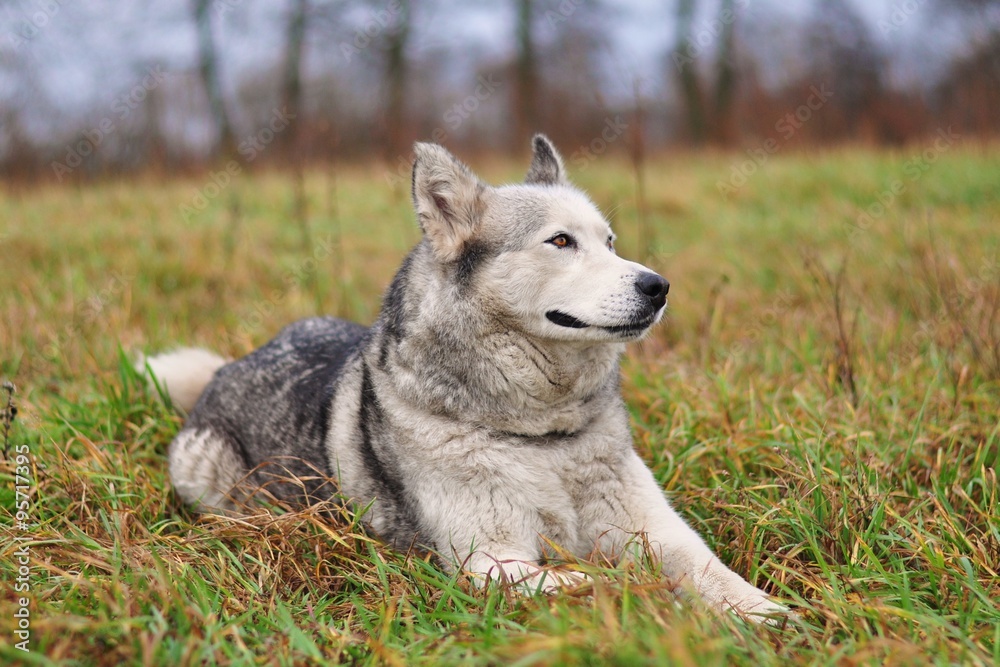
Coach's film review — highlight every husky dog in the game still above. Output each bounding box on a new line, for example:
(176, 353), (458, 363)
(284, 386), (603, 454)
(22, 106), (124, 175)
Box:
(146, 135), (786, 621)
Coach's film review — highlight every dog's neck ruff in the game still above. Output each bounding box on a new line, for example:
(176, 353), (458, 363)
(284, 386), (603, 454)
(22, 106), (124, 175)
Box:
(375, 320), (621, 437)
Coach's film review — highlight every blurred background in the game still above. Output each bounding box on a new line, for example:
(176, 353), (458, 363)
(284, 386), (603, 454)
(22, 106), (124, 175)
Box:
(1, 0), (998, 179)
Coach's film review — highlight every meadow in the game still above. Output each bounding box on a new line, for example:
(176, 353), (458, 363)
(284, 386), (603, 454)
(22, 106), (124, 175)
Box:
(1, 144), (998, 665)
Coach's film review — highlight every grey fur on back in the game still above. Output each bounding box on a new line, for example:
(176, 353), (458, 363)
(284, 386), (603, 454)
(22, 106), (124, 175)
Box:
(181, 317), (367, 506)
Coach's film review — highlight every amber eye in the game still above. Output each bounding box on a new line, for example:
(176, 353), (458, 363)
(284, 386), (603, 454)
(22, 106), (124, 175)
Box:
(547, 233), (574, 248)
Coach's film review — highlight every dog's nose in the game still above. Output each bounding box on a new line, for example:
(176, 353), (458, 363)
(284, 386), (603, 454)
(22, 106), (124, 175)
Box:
(635, 272), (669, 309)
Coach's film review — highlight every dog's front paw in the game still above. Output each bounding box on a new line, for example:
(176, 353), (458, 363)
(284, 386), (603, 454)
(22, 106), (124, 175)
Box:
(507, 565), (592, 595)
(722, 585), (790, 625)
(476, 559), (591, 595)
(532, 568), (592, 594)
(688, 561), (791, 625)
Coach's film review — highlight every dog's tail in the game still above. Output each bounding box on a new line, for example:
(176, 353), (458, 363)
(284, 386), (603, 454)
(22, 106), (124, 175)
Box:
(139, 348), (228, 412)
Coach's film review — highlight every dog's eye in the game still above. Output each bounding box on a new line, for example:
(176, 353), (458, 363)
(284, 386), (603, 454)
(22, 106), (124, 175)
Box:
(547, 234), (575, 249)
(607, 237), (615, 252)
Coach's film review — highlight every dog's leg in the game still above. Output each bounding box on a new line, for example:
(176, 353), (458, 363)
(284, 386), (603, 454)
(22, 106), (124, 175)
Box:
(169, 428), (248, 512)
(593, 452), (787, 623)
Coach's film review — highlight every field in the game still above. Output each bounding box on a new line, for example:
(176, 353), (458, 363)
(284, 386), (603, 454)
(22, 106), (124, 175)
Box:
(1, 145), (999, 665)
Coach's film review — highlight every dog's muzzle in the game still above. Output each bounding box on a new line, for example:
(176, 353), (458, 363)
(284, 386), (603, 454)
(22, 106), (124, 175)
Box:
(545, 272), (669, 335)
(545, 271), (670, 336)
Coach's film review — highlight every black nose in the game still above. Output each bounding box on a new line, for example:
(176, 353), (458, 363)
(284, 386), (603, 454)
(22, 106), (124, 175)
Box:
(635, 272), (669, 309)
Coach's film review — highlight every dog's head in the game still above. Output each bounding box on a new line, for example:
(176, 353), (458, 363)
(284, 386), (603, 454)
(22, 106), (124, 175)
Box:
(411, 135), (668, 343)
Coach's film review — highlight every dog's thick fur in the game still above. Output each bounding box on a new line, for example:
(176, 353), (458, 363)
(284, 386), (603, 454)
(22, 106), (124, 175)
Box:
(147, 136), (786, 621)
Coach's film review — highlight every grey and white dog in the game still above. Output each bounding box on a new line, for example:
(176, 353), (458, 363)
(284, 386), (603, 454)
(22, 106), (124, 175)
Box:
(146, 135), (786, 621)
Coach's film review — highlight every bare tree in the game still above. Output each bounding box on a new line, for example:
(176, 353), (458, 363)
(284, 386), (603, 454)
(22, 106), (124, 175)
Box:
(672, 0), (708, 143)
(712, 0), (737, 144)
(804, 0), (884, 140)
(670, 0), (742, 145)
(515, 0), (539, 144)
(192, 0), (236, 153)
(281, 0), (309, 154)
(914, 1), (1000, 137)
(382, 0), (411, 158)
(536, 0), (611, 147)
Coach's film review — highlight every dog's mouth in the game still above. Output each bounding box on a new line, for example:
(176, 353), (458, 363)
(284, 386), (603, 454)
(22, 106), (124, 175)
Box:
(546, 310), (657, 337)
(545, 310), (590, 329)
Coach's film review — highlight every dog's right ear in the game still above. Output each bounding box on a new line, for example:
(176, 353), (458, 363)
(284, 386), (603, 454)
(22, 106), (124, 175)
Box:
(411, 143), (485, 263)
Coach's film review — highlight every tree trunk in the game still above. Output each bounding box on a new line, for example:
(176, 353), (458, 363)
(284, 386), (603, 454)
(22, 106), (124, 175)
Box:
(281, 0), (308, 159)
(515, 0), (539, 145)
(383, 0), (410, 159)
(672, 0), (707, 144)
(193, 0), (236, 155)
(712, 0), (737, 145)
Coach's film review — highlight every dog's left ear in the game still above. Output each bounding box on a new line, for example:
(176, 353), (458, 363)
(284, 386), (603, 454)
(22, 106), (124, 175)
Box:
(525, 134), (568, 186)
(412, 142), (486, 262)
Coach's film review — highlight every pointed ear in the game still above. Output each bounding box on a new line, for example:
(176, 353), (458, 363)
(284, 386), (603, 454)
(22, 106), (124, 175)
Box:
(411, 143), (486, 262)
(525, 134), (568, 186)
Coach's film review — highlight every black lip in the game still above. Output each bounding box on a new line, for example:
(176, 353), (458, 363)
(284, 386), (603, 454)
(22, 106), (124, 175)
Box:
(546, 311), (590, 329)
(602, 318), (656, 336)
(547, 310), (657, 336)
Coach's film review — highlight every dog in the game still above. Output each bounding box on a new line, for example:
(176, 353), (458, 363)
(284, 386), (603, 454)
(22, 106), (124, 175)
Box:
(145, 135), (787, 622)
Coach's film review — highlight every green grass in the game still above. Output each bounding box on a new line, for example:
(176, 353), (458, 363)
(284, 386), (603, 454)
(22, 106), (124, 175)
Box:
(1, 146), (999, 665)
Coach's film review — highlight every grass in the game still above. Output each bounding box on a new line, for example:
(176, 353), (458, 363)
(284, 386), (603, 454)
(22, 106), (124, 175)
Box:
(1, 144), (999, 665)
